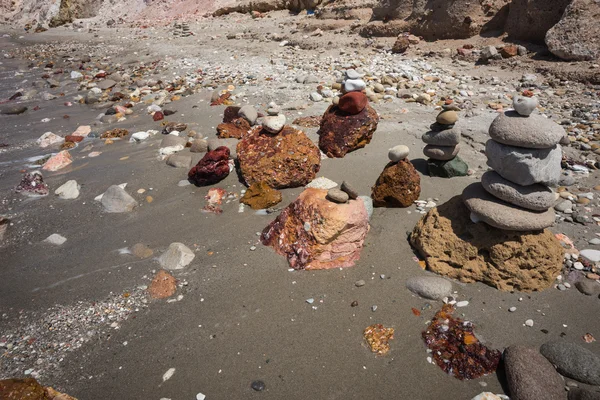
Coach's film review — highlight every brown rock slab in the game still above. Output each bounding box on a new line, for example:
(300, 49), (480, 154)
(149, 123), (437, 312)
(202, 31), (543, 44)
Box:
(241, 182), (282, 210)
(217, 118), (251, 139)
(148, 270), (177, 299)
(410, 195), (563, 291)
(391, 36), (409, 53)
(463, 183), (555, 231)
(237, 126), (320, 189)
(371, 159), (421, 207)
(261, 188), (370, 270)
(318, 104), (379, 158)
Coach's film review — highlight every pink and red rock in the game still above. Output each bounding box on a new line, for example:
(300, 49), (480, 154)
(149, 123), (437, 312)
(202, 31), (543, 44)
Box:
(15, 171), (49, 196)
(338, 92), (368, 115)
(237, 126), (320, 189)
(153, 111), (164, 121)
(42, 150), (73, 171)
(261, 188), (370, 270)
(65, 135), (83, 143)
(318, 104), (379, 158)
(188, 146), (230, 186)
(371, 159), (421, 207)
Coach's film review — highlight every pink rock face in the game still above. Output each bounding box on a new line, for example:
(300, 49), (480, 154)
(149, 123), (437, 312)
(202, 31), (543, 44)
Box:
(42, 150), (73, 171)
(71, 125), (91, 137)
(261, 188), (370, 270)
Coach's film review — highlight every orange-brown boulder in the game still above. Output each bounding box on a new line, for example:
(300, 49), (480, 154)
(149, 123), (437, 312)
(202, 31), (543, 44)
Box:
(237, 126), (320, 189)
(410, 196), (563, 292)
(217, 118), (251, 139)
(371, 159), (421, 207)
(147, 270), (177, 299)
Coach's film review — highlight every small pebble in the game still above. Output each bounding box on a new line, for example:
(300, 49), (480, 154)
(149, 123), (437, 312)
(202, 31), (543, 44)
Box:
(326, 188), (349, 203)
(355, 280), (365, 287)
(509, 307), (517, 312)
(525, 319), (534, 327)
(251, 381), (265, 391)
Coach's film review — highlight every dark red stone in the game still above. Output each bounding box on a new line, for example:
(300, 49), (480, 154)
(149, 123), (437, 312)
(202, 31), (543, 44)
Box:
(65, 135), (83, 143)
(153, 111), (164, 121)
(338, 92), (368, 115)
(318, 104), (379, 158)
(188, 146), (230, 186)
(223, 106), (241, 123)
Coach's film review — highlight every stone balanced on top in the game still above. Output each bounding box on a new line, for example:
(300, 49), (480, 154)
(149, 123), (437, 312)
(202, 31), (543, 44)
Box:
(463, 94), (564, 231)
(422, 104), (469, 177)
(318, 69), (379, 158)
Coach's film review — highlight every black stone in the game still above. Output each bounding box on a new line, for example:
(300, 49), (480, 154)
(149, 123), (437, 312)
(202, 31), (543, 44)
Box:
(251, 380), (265, 391)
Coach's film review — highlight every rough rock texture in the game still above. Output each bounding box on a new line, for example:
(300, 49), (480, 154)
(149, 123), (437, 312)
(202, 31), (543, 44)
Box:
(391, 36), (409, 53)
(410, 195), (564, 292)
(463, 183), (555, 231)
(318, 104), (379, 158)
(188, 146), (230, 186)
(240, 182), (282, 210)
(216, 118), (251, 139)
(222, 106), (241, 123)
(371, 159), (421, 207)
(504, 346), (567, 400)
(42, 150), (73, 171)
(489, 111), (565, 149)
(147, 270), (177, 299)
(0, 378), (77, 400)
(481, 171), (557, 211)
(368, 0), (509, 40)
(545, 0), (600, 61)
(568, 388), (600, 400)
(261, 188), (370, 270)
(540, 341), (600, 386)
(486, 140), (562, 186)
(237, 126), (320, 189)
(505, 0), (571, 43)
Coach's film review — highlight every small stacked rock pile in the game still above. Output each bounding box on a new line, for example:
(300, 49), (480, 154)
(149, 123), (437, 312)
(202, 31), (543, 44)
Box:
(371, 145), (421, 207)
(317, 69), (379, 158)
(463, 95), (564, 231)
(422, 104), (468, 178)
(172, 21), (192, 37)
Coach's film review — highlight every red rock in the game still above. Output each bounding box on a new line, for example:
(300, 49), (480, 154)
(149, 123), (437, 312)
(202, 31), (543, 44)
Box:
(153, 111), (164, 121)
(371, 159), (421, 207)
(241, 182), (282, 210)
(65, 135), (83, 143)
(392, 36), (410, 54)
(500, 45), (519, 58)
(217, 118), (251, 139)
(42, 150), (73, 171)
(318, 104), (379, 158)
(188, 147), (230, 186)
(223, 106), (241, 123)
(147, 270), (177, 299)
(261, 188), (370, 270)
(237, 126), (320, 189)
(338, 92), (368, 115)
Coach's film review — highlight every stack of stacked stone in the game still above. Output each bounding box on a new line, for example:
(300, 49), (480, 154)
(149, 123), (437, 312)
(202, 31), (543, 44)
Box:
(422, 104), (468, 177)
(318, 69), (379, 158)
(462, 95), (564, 231)
(173, 21), (191, 37)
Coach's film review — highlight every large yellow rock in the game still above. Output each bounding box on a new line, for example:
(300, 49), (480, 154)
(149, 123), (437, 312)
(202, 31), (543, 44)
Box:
(410, 196), (563, 291)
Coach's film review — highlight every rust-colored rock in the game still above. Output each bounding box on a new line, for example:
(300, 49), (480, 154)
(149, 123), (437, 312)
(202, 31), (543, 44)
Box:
(371, 159), (421, 207)
(500, 45), (518, 58)
(223, 106), (241, 123)
(241, 182), (282, 210)
(64, 135), (83, 143)
(147, 270), (177, 299)
(217, 118), (251, 139)
(237, 126), (320, 189)
(261, 188), (370, 270)
(391, 36), (410, 53)
(101, 128), (128, 139)
(188, 146), (230, 186)
(338, 92), (368, 115)
(0, 378), (77, 400)
(410, 195), (563, 292)
(318, 104), (379, 158)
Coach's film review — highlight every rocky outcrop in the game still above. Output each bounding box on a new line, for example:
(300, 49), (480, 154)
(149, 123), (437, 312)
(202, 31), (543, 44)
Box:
(214, 0), (325, 16)
(505, 0), (571, 44)
(261, 188), (370, 270)
(410, 195), (564, 292)
(545, 0), (600, 61)
(371, 159), (421, 207)
(318, 104), (379, 158)
(237, 126), (320, 189)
